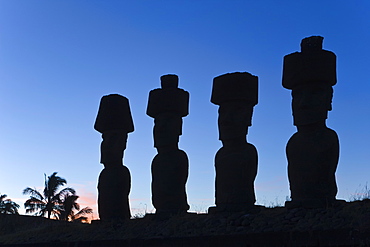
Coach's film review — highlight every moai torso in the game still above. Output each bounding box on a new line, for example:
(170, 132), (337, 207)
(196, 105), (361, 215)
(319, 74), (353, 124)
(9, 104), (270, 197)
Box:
(215, 142), (258, 208)
(283, 36), (340, 208)
(287, 125), (339, 201)
(147, 74), (190, 215)
(94, 94), (134, 220)
(210, 72), (258, 213)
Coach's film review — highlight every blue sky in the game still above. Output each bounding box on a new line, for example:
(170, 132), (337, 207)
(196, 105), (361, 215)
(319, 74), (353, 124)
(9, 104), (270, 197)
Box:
(1, 1), (370, 217)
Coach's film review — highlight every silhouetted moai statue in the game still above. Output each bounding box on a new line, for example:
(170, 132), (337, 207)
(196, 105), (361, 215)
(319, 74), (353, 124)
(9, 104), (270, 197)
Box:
(147, 74), (190, 215)
(209, 72), (258, 213)
(94, 94), (134, 221)
(283, 36), (340, 208)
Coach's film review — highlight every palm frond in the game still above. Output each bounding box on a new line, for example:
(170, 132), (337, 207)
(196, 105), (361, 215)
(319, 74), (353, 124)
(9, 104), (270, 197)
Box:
(59, 194), (80, 221)
(72, 207), (93, 223)
(37, 207), (48, 217)
(44, 172), (67, 198)
(54, 187), (76, 203)
(24, 195), (46, 215)
(75, 207), (93, 217)
(1, 203), (20, 214)
(0, 196), (20, 215)
(24, 196), (45, 206)
(24, 201), (46, 215)
(0, 194), (7, 202)
(23, 188), (44, 200)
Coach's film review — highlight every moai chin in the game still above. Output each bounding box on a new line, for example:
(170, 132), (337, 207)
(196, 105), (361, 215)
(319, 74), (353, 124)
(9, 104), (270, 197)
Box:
(147, 74), (190, 215)
(94, 94), (134, 221)
(283, 36), (341, 208)
(209, 72), (258, 213)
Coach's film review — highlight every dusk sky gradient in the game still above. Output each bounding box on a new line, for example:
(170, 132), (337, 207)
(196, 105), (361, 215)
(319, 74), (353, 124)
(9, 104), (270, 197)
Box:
(1, 1), (370, 218)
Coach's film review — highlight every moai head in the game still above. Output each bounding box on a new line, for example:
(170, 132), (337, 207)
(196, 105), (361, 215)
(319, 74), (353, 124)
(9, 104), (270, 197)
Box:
(146, 74), (189, 149)
(291, 83), (333, 126)
(211, 72), (258, 142)
(94, 94), (134, 166)
(282, 36), (336, 126)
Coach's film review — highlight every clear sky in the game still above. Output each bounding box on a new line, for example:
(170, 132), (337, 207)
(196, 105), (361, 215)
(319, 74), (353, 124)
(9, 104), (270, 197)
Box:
(1, 0), (370, 218)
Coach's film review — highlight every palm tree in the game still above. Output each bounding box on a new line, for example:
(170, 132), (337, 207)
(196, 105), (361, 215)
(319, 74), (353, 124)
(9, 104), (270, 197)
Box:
(0, 194), (20, 214)
(23, 172), (75, 219)
(59, 194), (93, 222)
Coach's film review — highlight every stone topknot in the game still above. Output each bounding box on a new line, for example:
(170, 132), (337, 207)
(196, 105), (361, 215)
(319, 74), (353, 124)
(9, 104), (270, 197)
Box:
(282, 36), (336, 89)
(160, 74), (179, 89)
(301, 36), (323, 52)
(211, 72), (258, 106)
(94, 94), (134, 133)
(147, 74), (189, 118)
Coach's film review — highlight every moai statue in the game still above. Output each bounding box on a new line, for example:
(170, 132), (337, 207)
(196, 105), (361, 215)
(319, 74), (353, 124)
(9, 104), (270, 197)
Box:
(94, 94), (134, 221)
(147, 74), (190, 215)
(209, 72), (258, 213)
(282, 36), (340, 208)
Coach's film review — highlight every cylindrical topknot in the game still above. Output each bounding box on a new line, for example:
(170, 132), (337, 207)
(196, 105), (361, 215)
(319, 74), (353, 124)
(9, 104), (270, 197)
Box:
(161, 74), (179, 89)
(301, 36), (323, 53)
(94, 94), (134, 133)
(147, 75), (189, 118)
(211, 72), (258, 106)
(282, 36), (337, 89)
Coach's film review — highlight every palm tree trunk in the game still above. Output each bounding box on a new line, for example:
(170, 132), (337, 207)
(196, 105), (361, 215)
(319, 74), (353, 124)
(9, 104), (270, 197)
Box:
(47, 197), (51, 219)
